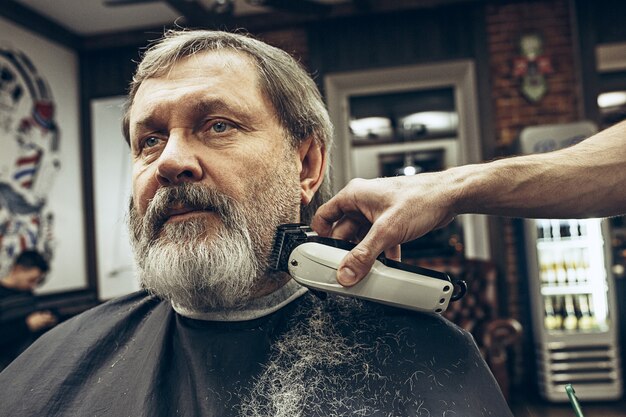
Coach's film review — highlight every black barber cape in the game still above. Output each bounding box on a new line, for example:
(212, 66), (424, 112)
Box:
(0, 281), (513, 417)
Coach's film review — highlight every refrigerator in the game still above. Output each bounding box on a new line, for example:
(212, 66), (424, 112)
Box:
(520, 122), (623, 402)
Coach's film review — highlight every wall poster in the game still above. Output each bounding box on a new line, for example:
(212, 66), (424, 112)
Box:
(0, 17), (86, 294)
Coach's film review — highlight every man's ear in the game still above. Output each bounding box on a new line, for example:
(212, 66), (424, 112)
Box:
(297, 136), (327, 206)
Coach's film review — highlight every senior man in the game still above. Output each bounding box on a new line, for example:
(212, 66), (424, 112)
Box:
(0, 30), (513, 416)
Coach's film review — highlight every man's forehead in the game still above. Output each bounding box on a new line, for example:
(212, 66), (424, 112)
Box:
(129, 49), (267, 124)
(148, 49), (258, 86)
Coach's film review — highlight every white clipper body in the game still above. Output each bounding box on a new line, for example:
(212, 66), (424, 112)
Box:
(288, 242), (459, 314)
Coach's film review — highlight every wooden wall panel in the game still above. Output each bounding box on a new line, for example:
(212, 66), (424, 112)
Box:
(308, 5), (477, 76)
(81, 48), (141, 99)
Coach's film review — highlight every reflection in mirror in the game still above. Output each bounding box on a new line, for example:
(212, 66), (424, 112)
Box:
(349, 116), (393, 141)
(597, 90), (626, 128)
(348, 88), (457, 146)
(399, 111), (458, 141)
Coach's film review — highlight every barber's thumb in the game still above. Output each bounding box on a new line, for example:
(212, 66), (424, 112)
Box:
(337, 245), (377, 287)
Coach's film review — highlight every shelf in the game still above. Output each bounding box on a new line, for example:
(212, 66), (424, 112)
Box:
(544, 324), (611, 335)
(536, 238), (594, 249)
(540, 284), (606, 296)
(351, 132), (457, 147)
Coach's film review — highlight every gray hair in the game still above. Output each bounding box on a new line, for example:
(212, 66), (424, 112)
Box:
(122, 29), (333, 223)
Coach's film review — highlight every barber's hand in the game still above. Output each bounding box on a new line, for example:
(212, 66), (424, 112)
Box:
(311, 175), (456, 286)
(26, 311), (58, 332)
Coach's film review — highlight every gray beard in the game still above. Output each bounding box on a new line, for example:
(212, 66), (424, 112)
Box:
(130, 202), (261, 311)
(128, 166), (300, 312)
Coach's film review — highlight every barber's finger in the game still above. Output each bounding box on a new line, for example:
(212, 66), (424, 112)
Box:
(327, 212), (371, 242)
(383, 244), (401, 262)
(337, 222), (396, 286)
(311, 197), (353, 236)
(326, 218), (361, 241)
(337, 244), (376, 287)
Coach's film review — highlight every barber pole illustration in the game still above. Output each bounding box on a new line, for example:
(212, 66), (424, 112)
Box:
(14, 148), (42, 189)
(0, 46), (60, 274)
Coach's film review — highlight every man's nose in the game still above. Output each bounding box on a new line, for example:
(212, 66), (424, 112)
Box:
(155, 131), (202, 186)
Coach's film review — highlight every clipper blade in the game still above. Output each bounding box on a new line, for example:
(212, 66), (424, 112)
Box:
(269, 224), (314, 272)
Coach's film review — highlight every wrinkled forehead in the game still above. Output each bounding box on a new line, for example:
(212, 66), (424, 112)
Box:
(134, 49), (262, 104)
(126, 49), (268, 126)
(141, 49), (254, 91)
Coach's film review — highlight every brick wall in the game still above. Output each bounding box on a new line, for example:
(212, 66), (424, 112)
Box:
(486, 0), (581, 149)
(485, 0), (582, 389)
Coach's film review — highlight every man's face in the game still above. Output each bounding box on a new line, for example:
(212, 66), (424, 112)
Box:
(13, 266), (44, 291)
(127, 50), (304, 311)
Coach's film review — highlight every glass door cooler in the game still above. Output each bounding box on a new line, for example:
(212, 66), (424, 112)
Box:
(525, 218), (622, 401)
(519, 121), (622, 402)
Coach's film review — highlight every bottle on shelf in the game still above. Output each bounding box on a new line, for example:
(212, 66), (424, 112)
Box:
(554, 251), (568, 287)
(537, 219), (552, 240)
(544, 296), (562, 331)
(575, 248), (590, 285)
(568, 219), (581, 239)
(550, 220), (562, 241)
(562, 295), (578, 331)
(560, 221), (571, 239)
(577, 294), (596, 331)
(578, 219), (588, 237)
(586, 294), (607, 329)
(564, 249), (579, 286)
(540, 251), (556, 287)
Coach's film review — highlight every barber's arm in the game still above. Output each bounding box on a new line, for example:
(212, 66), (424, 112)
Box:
(311, 120), (626, 286)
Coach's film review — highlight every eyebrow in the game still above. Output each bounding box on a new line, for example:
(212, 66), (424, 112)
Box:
(191, 98), (258, 127)
(132, 98), (255, 132)
(192, 99), (234, 118)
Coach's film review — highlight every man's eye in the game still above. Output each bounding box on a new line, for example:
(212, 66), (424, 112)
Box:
(135, 136), (162, 155)
(144, 136), (161, 147)
(208, 120), (235, 134)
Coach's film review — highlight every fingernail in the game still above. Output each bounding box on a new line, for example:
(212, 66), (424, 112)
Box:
(338, 267), (357, 286)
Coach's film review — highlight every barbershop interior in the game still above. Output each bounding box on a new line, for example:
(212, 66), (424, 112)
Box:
(1, 0), (626, 416)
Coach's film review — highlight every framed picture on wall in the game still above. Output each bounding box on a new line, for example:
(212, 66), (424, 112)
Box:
(0, 17), (89, 295)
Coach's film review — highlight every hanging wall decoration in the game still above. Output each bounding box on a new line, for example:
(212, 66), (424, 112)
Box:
(513, 33), (553, 103)
(0, 16), (87, 294)
(0, 47), (60, 267)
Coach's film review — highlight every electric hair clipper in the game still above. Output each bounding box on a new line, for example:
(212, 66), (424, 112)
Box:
(270, 224), (466, 313)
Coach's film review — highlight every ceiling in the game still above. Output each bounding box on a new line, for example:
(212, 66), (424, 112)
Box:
(11, 0), (350, 36)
